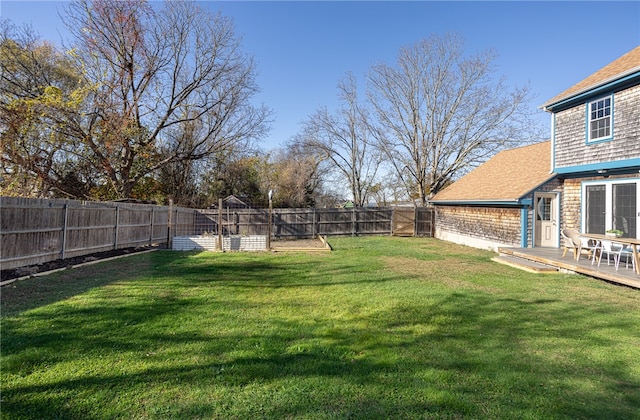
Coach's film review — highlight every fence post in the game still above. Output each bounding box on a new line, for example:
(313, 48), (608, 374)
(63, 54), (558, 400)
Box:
(61, 203), (69, 259)
(352, 207), (356, 236)
(167, 199), (173, 248)
(114, 205), (120, 249)
(313, 208), (317, 238)
(149, 207), (154, 245)
(431, 207), (436, 237)
(267, 198), (272, 249)
(217, 198), (223, 251)
(193, 209), (198, 235)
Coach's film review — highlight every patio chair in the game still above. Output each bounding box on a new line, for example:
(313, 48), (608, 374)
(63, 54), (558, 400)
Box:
(561, 229), (578, 258)
(562, 229), (597, 261)
(596, 240), (621, 269)
(619, 246), (637, 272)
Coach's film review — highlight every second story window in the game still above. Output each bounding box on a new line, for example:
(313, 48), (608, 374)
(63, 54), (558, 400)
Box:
(588, 95), (612, 142)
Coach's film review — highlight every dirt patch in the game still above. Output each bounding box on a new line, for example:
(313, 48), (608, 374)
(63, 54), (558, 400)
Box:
(1, 246), (159, 283)
(271, 238), (328, 249)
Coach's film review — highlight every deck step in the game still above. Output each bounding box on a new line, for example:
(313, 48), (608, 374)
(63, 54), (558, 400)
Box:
(492, 255), (558, 274)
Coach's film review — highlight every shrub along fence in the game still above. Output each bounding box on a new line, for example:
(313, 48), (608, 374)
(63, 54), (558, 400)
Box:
(0, 196), (434, 270)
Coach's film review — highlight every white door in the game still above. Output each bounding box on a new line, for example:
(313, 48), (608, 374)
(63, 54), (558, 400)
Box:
(535, 193), (558, 247)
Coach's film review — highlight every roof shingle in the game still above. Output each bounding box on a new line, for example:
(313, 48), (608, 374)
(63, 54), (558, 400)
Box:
(542, 46), (640, 109)
(431, 141), (553, 203)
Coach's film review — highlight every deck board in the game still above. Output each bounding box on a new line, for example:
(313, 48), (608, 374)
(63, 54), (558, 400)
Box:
(497, 247), (640, 289)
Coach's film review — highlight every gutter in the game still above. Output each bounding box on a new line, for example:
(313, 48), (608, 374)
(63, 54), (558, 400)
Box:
(541, 70), (640, 112)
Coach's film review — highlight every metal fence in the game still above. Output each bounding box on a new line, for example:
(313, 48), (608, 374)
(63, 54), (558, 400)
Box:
(1, 196), (434, 270)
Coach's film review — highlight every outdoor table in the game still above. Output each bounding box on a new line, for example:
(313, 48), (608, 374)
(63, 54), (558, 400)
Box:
(579, 233), (640, 275)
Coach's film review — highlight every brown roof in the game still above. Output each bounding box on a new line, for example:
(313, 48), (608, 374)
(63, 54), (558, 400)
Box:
(431, 141), (553, 203)
(542, 46), (640, 109)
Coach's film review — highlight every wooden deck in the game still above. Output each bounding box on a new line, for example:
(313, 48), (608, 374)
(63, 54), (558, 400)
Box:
(497, 247), (640, 289)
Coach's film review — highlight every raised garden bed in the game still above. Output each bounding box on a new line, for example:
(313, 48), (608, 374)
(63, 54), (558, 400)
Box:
(172, 235), (267, 252)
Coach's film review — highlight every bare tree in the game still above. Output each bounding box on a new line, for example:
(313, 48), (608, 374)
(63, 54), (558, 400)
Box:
(367, 33), (542, 205)
(265, 140), (326, 208)
(300, 73), (382, 207)
(57, 0), (270, 198)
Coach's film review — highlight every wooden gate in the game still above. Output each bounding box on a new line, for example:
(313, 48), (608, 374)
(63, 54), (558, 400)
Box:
(392, 208), (415, 236)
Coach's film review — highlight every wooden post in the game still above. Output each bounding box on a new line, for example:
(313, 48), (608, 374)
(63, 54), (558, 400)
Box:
(217, 198), (223, 251)
(149, 207), (154, 245)
(313, 208), (317, 238)
(267, 198), (273, 249)
(114, 205), (120, 249)
(352, 207), (356, 236)
(167, 199), (173, 248)
(61, 203), (69, 259)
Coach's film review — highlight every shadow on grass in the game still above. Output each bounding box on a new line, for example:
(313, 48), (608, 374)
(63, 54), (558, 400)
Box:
(153, 251), (403, 289)
(1, 250), (399, 320)
(2, 274), (639, 418)
(0, 252), (157, 317)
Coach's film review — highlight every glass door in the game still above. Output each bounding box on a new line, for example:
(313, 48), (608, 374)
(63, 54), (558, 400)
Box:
(583, 180), (639, 238)
(613, 183), (636, 237)
(585, 185), (606, 234)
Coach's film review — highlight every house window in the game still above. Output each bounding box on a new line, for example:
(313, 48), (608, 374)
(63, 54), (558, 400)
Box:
(588, 95), (612, 142)
(536, 196), (551, 221)
(582, 180), (638, 238)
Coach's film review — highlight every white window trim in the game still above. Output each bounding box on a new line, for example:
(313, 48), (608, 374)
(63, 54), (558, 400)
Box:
(581, 178), (639, 238)
(586, 94), (613, 143)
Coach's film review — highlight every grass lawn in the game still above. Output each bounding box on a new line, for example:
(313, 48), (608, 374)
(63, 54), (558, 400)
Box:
(1, 236), (639, 419)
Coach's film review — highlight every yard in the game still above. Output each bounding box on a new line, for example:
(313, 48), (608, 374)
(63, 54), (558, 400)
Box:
(1, 236), (639, 419)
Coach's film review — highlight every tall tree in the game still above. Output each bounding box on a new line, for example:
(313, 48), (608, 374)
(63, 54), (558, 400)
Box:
(61, 0), (270, 199)
(300, 73), (382, 207)
(367, 33), (542, 205)
(0, 19), (93, 198)
(2, 0), (270, 200)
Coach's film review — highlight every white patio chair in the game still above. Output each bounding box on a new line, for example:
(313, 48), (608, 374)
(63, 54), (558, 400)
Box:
(619, 246), (637, 272)
(596, 240), (621, 269)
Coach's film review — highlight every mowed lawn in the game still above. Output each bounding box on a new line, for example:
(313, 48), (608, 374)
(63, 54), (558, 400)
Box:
(1, 236), (639, 419)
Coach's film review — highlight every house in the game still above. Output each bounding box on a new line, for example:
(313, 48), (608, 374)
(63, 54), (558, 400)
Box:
(431, 46), (640, 251)
(541, 46), (640, 241)
(430, 141), (558, 250)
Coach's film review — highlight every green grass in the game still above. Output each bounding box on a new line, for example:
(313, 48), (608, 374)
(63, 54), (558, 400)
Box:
(2, 237), (639, 419)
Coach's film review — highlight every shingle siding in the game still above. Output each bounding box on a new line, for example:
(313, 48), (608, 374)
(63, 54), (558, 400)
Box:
(435, 206), (521, 247)
(554, 85), (640, 169)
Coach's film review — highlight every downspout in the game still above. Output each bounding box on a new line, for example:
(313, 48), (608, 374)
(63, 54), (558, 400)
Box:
(520, 198), (533, 248)
(520, 207), (529, 248)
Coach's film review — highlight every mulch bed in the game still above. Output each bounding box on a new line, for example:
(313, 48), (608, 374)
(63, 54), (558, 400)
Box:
(1, 246), (159, 283)
(2, 238), (330, 283)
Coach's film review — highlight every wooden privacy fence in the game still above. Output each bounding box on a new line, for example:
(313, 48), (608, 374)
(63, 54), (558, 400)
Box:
(1, 197), (171, 270)
(176, 207), (435, 239)
(1, 196), (435, 270)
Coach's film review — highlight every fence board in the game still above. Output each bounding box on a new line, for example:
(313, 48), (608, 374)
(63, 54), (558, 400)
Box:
(0, 197), (173, 270)
(1, 196), (435, 270)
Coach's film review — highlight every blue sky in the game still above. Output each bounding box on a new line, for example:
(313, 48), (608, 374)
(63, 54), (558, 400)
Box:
(2, 1), (639, 151)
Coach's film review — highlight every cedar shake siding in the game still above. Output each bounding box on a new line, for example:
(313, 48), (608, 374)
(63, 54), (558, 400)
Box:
(543, 46), (640, 241)
(435, 206), (522, 248)
(554, 84), (640, 170)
